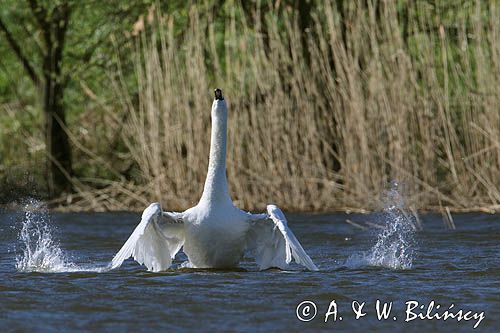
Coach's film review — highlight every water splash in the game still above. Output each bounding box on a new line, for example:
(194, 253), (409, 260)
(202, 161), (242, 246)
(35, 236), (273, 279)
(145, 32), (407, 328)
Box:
(15, 199), (108, 273)
(346, 183), (417, 270)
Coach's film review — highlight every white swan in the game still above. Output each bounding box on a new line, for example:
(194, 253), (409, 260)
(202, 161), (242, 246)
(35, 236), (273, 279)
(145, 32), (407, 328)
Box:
(111, 89), (318, 272)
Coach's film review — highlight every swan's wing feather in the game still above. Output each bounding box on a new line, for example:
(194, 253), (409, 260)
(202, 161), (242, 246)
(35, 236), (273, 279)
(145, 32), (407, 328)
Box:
(111, 203), (185, 272)
(246, 217), (288, 270)
(246, 205), (318, 271)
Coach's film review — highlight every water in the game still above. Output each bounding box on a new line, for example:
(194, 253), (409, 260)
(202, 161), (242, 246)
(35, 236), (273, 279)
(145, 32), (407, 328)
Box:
(346, 186), (417, 270)
(0, 205), (498, 332)
(14, 202), (107, 273)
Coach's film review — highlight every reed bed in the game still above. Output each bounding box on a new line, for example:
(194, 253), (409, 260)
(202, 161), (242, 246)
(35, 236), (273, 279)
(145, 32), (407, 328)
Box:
(4, 1), (499, 213)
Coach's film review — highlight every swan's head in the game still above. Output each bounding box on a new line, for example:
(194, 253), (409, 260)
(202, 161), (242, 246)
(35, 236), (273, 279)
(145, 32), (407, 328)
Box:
(212, 88), (227, 115)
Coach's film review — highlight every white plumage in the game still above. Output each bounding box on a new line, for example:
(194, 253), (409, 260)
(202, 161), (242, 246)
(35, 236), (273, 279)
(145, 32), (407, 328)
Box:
(111, 89), (318, 272)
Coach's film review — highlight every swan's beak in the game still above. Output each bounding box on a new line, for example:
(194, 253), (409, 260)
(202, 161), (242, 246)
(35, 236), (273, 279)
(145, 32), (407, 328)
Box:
(214, 88), (224, 100)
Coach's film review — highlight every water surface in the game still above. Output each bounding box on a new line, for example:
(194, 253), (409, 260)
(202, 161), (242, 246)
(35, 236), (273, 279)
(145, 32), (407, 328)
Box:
(0, 209), (498, 332)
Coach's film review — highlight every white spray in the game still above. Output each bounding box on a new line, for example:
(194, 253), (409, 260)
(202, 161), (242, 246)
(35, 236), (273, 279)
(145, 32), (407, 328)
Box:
(15, 199), (106, 273)
(347, 182), (417, 270)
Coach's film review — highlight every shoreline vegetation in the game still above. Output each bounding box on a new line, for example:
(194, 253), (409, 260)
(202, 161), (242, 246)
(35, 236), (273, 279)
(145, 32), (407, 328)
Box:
(0, 1), (498, 213)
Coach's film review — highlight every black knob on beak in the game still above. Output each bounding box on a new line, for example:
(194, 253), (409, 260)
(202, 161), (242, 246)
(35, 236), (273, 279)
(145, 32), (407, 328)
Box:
(214, 88), (224, 100)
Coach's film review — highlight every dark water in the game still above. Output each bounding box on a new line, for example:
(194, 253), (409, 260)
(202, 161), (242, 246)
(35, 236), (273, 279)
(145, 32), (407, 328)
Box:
(0, 207), (498, 332)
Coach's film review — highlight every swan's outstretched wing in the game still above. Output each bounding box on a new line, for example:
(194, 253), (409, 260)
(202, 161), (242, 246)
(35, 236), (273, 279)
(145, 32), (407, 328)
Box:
(246, 205), (318, 271)
(111, 203), (184, 272)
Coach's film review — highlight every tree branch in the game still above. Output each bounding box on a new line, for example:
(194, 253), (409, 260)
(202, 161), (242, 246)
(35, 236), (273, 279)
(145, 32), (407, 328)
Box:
(0, 17), (40, 84)
(27, 0), (51, 44)
(27, 0), (49, 28)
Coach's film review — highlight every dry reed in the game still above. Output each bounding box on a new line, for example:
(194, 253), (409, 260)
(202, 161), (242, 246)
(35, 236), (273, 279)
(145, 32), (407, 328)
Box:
(9, 1), (500, 213)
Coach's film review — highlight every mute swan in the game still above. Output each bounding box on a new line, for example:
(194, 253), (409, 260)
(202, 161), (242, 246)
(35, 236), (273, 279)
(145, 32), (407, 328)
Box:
(111, 89), (318, 272)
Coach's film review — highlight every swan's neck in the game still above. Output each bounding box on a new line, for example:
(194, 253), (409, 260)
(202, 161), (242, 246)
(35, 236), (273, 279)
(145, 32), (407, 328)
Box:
(200, 109), (232, 205)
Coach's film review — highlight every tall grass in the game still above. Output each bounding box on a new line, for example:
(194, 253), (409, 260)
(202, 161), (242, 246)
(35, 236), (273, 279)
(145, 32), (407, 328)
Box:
(63, 1), (500, 212)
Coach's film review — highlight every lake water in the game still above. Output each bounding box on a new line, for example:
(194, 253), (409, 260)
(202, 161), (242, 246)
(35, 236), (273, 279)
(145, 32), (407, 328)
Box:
(0, 205), (498, 332)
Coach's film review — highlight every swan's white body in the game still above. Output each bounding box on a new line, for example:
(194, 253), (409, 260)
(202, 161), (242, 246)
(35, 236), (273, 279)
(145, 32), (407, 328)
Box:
(111, 93), (318, 272)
